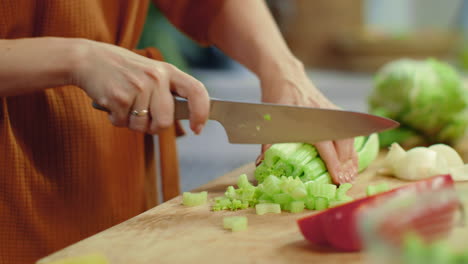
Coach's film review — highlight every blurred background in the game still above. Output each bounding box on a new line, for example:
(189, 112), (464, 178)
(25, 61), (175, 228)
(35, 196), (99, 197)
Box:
(138, 0), (468, 195)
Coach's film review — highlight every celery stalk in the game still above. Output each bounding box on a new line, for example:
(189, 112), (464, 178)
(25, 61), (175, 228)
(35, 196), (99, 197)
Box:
(302, 158), (327, 181)
(264, 143), (303, 167)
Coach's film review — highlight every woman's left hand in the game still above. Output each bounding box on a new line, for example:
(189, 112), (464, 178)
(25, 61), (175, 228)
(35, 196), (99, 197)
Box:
(255, 61), (358, 184)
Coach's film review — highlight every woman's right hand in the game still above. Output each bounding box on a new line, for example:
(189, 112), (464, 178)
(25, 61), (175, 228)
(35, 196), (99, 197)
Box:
(70, 39), (210, 135)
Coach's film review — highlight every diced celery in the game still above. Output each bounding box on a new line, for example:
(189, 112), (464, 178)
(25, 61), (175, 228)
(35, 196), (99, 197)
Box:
(272, 193), (292, 205)
(262, 175), (281, 195)
(290, 186), (307, 200)
(336, 183), (353, 198)
(212, 198), (232, 211)
(304, 197), (315, 210)
(257, 194), (272, 203)
(429, 241), (452, 264)
(290, 201), (305, 213)
(306, 182), (337, 199)
(237, 174), (253, 189)
(223, 216), (248, 231)
(182, 191), (208, 206)
(264, 143), (303, 167)
(302, 158), (327, 181)
(287, 144), (318, 176)
(254, 162), (271, 183)
(312, 172), (333, 184)
(255, 203), (281, 215)
(366, 183), (390, 196)
(273, 160), (294, 176)
(280, 177), (305, 194)
(264, 114), (271, 121)
(225, 186), (237, 200)
(315, 197), (329, 210)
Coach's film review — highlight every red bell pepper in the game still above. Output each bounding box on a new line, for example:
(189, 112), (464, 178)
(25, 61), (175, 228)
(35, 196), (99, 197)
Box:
(297, 174), (458, 252)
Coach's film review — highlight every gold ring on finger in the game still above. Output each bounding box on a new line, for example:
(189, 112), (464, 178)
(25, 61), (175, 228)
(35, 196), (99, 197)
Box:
(130, 109), (149, 117)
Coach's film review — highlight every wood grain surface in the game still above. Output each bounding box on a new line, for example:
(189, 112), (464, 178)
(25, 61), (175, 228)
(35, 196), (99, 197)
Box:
(37, 148), (468, 264)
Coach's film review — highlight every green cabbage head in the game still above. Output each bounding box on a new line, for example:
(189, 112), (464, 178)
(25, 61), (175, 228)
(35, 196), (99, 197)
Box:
(369, 58), (468, 145)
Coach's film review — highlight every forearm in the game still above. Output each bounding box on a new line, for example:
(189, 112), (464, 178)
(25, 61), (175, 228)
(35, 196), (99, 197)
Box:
(208, 0), (303, 85)
(0, 37), (79, 96)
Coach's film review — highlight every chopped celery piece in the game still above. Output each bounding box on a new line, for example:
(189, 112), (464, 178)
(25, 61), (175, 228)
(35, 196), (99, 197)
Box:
(182, 191), (208, 206)
(312, 172), (333, 184)
(225, 186), (237, 200)
(264, 114), (271, 121)
(304, 197), (315, 210)
(237, 174), (253, 189)
(336, 183), (353, 200)
(315, 197), (329, 210)
(264, 143), (303, 167)
(223, 216), (248, 231)
(262, 175), (281, 195)
(273, 160), (294, 177)
(272, 193), (292, 210)
(302, 158), (327, 181)
(290, 186), (307, 200)
(257, 194), (272, 203)
(279, 176), (305, 195)
(254, 162), (271, 183)
(366, 183), (390, 196)
(306, 182), (337, 199)
(255, 203), (281, 215)
(358, 134), (380, 172)
(290, 201), (305, 213)
(212, 198), (232, 211)
(287, 144), (318, 176)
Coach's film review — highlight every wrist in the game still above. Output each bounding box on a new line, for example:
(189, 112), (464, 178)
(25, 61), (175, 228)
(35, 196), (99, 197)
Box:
(258, 55), (306, 91)
(61, 38), (92, 87)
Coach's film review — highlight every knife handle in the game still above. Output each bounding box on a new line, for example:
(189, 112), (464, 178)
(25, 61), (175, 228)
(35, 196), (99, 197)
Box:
(91, 96), (190, 120)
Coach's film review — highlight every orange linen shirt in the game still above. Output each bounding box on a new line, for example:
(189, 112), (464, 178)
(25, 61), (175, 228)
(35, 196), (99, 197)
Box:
(0, 1), (225, 263)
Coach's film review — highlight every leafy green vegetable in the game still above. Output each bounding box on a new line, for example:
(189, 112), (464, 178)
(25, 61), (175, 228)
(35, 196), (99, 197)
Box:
(369, 58), (468, 146)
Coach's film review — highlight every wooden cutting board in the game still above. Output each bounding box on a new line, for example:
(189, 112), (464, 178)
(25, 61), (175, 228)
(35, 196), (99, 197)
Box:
(37, 149), (468, 264)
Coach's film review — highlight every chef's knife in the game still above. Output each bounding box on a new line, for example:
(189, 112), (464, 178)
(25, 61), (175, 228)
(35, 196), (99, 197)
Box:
(92, 97), (399, 144)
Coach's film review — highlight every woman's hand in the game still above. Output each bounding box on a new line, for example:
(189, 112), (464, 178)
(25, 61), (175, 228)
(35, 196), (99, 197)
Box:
(256, 60), (358, 184)
(70, 39), (209, 134)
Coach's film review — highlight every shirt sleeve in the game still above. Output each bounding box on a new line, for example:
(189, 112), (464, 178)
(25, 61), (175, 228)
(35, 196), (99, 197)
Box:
(153, 0), (227, 45)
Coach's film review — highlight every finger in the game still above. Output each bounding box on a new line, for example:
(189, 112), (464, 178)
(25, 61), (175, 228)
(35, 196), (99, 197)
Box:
(148, 75), (174, 134)
(334, 138), (355, 162)
(315, 141), (347, 184)
(105, 87), (133, 127)
(167, 65), (209, 134)
(128, 77), (152, 133)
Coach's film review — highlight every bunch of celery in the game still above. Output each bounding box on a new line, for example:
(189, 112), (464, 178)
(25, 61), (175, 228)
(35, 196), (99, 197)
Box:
(212, 174), (353, 212)
(254, 134), (379, 184)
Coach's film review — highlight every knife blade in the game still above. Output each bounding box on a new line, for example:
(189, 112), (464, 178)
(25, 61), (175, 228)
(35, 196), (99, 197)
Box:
(92, 97), (399, 144)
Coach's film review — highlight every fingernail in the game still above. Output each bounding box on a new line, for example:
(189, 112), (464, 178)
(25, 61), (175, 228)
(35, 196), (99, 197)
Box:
(194, 124), (204, 135)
